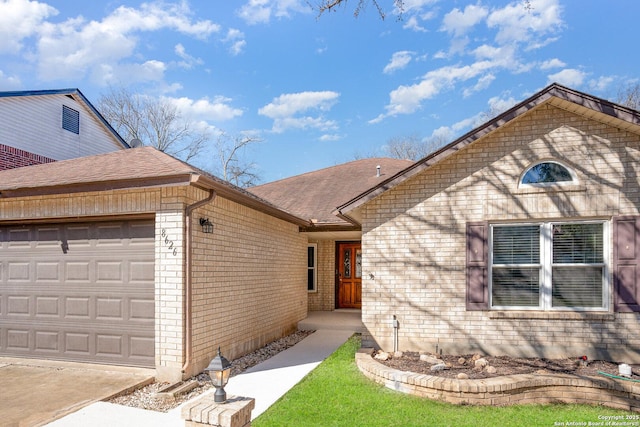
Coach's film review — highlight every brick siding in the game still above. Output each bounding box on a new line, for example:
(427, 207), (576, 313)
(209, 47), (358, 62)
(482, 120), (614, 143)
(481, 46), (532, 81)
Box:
(0, 144), (55, 170)
(360, 104), (640, 363)
(0, 184), (307, 382)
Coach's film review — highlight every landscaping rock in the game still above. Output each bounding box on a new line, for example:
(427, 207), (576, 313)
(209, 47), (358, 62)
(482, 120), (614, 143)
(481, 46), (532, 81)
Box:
(420, 354), (444, 364)
(457, 373), (469, 379)
(375, 351), (390, 361)
(393, 351), (404, 358)
(458, 357), (467, 365)
(486, 366), (497, 374)
(430, 363), (447, 372)
(474, 358), (488, 369)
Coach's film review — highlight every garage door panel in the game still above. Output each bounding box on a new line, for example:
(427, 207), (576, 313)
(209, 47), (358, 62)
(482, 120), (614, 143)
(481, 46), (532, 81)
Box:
(6, 229), (30, 246)
(36, 262), (60, 281)
(7, 262), (29, 281)
(35, 296), (59, 316)
(0, 220), (155, 367)
(66, 262), (90, 281)
(7, 296), (29, 315)
(35, 331), (59, 351)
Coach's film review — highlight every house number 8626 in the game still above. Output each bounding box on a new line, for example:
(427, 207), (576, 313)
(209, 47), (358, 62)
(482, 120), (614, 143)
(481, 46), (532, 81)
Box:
(161, 229), (178, 256)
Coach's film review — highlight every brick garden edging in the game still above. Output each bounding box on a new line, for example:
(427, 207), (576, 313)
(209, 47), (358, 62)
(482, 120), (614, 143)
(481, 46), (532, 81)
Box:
(356, 348), (640, 412)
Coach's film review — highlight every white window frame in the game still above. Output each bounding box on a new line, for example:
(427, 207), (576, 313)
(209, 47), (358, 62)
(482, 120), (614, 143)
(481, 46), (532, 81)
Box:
(489, 220), (609, 312)
(519, 160), (578, 189)
(307, 243), (318, 293)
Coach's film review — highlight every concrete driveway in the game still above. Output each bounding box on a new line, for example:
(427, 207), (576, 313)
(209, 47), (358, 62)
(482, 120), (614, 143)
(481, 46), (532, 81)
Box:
(0, 358), (154, 427)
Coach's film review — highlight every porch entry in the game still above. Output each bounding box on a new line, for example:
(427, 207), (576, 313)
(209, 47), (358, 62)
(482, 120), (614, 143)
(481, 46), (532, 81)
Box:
(337, 242), (362, 309)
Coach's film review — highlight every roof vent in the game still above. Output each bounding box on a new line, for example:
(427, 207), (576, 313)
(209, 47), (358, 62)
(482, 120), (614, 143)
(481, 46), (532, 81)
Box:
(376, 165), (381, 177)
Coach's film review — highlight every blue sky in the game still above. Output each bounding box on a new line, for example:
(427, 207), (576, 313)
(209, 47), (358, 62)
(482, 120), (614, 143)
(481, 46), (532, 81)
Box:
(1, 0), (637, 183)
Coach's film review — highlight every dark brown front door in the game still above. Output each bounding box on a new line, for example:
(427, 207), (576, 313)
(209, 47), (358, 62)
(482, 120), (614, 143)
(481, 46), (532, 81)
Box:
(337, 242), (362, 309)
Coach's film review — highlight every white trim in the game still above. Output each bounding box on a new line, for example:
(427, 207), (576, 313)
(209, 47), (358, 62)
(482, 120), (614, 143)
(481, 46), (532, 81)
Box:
(518, 159), (578, 189)
(307, 243), (318, 293)
(489, 220), (608, 312)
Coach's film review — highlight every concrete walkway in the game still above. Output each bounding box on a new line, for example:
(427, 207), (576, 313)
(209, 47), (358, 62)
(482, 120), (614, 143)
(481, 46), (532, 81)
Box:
(46, 310), (362, 427)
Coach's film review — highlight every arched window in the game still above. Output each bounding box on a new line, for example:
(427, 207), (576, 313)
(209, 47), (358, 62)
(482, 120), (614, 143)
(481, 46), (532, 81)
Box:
(520, 161), (576, 186)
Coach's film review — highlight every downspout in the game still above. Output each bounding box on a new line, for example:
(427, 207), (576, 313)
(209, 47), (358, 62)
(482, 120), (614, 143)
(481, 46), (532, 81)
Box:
(182, 189), (217, 375)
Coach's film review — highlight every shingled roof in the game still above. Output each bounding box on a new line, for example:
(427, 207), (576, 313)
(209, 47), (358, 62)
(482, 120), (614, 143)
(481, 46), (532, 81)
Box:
(250, 157), (414, 227)
(0, 146), (310, 227)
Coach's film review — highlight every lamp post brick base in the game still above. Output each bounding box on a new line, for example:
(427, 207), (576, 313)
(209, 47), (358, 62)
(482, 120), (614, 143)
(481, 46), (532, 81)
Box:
(182, 395), (255, 427)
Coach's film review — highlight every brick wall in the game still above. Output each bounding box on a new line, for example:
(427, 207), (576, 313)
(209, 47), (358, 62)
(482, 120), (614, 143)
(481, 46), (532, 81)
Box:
(0, 184), (308, 381)
(0, 144), (55, 170)
(187, 187), (308, 377)
(360, 104), (640, 363)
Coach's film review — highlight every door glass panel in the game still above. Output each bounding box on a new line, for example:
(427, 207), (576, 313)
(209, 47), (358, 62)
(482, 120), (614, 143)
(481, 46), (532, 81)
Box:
(355, 249), (362, 279)
(343, 249), (351, 279)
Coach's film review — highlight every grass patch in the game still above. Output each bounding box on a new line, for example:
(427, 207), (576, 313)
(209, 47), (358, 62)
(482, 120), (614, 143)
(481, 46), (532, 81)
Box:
(254, 335), (632, 427)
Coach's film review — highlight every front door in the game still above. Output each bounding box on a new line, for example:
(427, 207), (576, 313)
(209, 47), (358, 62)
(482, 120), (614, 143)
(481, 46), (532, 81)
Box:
(337, 242), (362, 309)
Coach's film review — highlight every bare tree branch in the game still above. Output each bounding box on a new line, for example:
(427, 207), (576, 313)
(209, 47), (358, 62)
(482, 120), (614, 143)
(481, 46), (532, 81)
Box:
(615, 82), (640, 110)
(214, 132), (262, 187)
(311, 0), (404, 19)
(98, 87), (208, 162)
(385, 132), (448, 161)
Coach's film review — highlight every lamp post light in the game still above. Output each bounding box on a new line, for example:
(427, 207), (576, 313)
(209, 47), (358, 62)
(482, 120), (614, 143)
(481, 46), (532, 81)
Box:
(206, 347), (232, 403)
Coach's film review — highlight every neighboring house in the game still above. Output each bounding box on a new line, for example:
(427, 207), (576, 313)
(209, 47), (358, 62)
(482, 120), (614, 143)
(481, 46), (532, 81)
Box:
(337, 83), (640, 363)
(251, 158), (413, 311)
(0, 89), (128, 169)
(0, 147), (309, 382)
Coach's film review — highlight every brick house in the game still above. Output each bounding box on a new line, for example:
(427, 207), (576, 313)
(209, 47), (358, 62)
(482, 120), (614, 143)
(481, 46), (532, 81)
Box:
(0, 89), (128, 170)
(337, 83), (640, 363)
(251, 157), (413, 312)
(2, 83), (639, 382)
(0, 147), (309, 381)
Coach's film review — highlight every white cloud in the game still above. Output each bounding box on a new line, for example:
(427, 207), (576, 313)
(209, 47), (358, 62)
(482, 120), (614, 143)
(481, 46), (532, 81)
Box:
(319, 134), (342, 142)
(168, 95), (243, 122)
(33, 1), (219, 83)
(589, 76), (615, 92)
(95, 60), (167, 86)
(463, 74), (495, 97)
(224, 28), (246, 56)
(539, 58), (566, 70)
(0, 69), (22, 89)
(259, 91), (340, 133)
(441, 4), (488, 37)
(399, 0), (440, 13)
(547, 68), (586, 87)
(383, 51), (414, 74)
(487, 0), (563, 48)
(237, 0), (309, 25)
(371, 61), (495, 122)
(0, 0), (57, 54)
(175, 43), (203, 69)
(403, 15), (427, 32)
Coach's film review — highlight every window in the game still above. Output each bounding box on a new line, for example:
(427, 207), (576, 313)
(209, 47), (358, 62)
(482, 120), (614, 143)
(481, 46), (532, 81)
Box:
(62, 105), (80, 134)
(307, 244), (317, 292)
(490, 222), (606, 310)
(520, 161), (575, 186)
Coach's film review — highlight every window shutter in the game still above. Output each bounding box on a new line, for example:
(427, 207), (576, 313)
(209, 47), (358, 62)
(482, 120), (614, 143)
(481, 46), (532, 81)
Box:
(613, 216), (640, 312)
(466, 221), (489, 310)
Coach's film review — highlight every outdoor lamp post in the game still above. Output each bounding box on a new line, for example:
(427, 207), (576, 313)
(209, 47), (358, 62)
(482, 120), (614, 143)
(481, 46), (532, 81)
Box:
(206, 347), (232, 403)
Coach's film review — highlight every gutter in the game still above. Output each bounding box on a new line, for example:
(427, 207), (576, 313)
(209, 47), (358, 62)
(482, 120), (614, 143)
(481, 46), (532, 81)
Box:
(181, 188), (217, 376)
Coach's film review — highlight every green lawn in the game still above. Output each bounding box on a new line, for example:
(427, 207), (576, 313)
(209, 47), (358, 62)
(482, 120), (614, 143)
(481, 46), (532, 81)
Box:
(254, 335), (632, 427)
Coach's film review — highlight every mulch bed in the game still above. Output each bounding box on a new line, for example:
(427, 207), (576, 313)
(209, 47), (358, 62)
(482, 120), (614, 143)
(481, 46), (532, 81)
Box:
(375, 351), (640, 380)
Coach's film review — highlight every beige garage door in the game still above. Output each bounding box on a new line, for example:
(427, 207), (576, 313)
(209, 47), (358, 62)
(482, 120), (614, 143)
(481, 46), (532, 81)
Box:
(0, 220), (155, 367)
